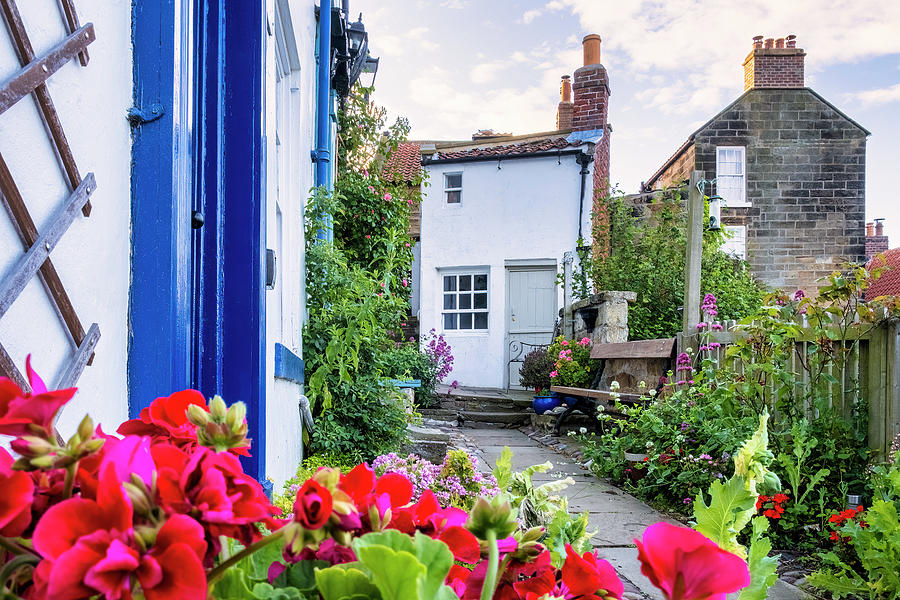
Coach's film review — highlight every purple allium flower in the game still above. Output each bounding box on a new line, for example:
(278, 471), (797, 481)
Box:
(794, 289), (805, 300)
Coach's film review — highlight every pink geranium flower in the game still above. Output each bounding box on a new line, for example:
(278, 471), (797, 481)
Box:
(550, 371), (558, 378)
(0, 356), (76, 438)
(579, 337), (591, 346)
(635, 522), (750, 600)
(384, 193), (392, 201)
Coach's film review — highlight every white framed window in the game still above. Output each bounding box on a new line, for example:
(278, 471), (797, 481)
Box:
(442, 272), (488, 330)
(716, 146), (747, 207)
(444, 172), (462, 204)
(723, 225), (747, 260)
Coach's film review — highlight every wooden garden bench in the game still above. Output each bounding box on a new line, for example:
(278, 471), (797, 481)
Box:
(549, 338), (676, 435)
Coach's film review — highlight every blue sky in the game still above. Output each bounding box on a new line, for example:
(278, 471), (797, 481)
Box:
(354, 0), (900, 243)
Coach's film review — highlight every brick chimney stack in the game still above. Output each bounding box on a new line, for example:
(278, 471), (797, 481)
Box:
(572, 34), (610, 131)
(866, 218), (889, 260)
(743, 34), (805, 91)
(557, 75), (574, 130)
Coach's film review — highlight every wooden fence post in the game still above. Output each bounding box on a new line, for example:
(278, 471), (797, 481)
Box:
(682, 170), (704, 349)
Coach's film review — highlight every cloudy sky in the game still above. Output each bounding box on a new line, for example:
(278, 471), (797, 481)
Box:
(353, 0), (900, 242)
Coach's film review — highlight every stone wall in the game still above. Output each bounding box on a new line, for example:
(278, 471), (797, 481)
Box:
(693, 88), (867, 292)
(566, 291), (636, 344)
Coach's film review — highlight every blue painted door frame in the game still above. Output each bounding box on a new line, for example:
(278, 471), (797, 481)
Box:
(130, 0), (268, 483)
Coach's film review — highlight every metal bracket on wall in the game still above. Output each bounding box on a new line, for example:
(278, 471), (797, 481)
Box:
(127, 103), (165, 125)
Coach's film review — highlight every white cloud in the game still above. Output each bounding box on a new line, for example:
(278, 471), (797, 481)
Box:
(550, 0), (900, 113)
(440, 0), (468, 7)
(522, 9), (541, 24)
(849, 82), (900, 106)
(470, 62), (505, 84)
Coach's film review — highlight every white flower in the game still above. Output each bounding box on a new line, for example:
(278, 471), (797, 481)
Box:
(567, 430), (576, 437)
(579, 427), (588, 434)
(645, 441), (654, 449)
(610, 381), (620, 391)
(648, 389), (657, 397)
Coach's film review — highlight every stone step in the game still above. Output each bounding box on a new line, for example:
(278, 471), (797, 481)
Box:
(418, 408), (458, 421)
(459, 410), (530, 426)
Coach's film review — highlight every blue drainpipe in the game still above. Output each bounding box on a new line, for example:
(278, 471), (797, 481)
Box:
(315, 0), (333, 241)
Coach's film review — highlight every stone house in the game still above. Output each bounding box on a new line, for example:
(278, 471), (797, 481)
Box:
(644, 35), (869, 293)
(410, 34), (612, 389)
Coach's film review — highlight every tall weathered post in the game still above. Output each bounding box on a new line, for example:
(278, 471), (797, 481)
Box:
(682, 170), (704, 347)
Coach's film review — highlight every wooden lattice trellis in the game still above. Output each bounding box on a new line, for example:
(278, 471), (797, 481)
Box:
(0, 0), (99, 392)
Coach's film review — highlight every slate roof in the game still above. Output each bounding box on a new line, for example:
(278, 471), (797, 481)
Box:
(382, 142), (422, 183)
(866, 248), (900, 298)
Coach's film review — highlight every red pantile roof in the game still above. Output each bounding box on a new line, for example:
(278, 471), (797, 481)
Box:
(382, 142), (422, 183)
(434, 136), (575, 160)
(866, 248), (900, 298)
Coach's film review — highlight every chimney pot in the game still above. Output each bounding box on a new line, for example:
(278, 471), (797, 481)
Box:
(775, 38), (785, 48)
(786, 34), (797, 48)
(560, 75), (572, 103)
(867, 222), (875, 237)
(876, 219), (885, 236)
(752, 35), (764, 49)
(764, 37), (774, 49)
(582, 34), (602, 66)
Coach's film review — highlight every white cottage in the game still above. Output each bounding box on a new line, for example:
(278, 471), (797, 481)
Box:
(415, 34), (613, 389)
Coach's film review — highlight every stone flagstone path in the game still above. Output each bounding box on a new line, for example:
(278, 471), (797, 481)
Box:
(445, 425), (808, 600)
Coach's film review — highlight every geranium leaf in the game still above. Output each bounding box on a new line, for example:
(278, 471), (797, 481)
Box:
(352, 529), (415, 555)
(315, 565), (383, 600)
(213, 566), (261, 600)
(412, 532), (454, 597)
(251, 582), (304, 600)
(355, 545), (427, 600)
(273, 559), (329, 592)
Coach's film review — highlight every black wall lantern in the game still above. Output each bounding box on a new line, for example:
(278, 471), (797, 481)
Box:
(331, 11), (371, 97)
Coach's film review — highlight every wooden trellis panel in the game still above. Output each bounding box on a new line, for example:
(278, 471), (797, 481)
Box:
(0, 0), (99, 391)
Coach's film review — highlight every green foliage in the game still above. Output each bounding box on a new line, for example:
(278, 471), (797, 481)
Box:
(737, 517), (779, 600)
(376, 343), (439, 405)
(492, 446), (574, 529)
(693, 475), (757, 559)
(274, 453), (361, 516)
(544, 510), (595, 568)
(808, 457), (900, 600)
(547, 337), (594, 388)
(588, 189), (763, 340)
(303, 86), (424, 461)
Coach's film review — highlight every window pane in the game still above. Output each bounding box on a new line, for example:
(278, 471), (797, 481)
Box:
(474, 293), (487, 309)
(459, 275), (471, 291)
(474, 274), (487, 290)
(444, 313), (457, 330)
(446, 190), (461, 204)
(459, 294), (472, 309)
(459, 313), (473, 329)
(474, 312), (488, 329)
(443, 294), (456, 310)
(446, 173), (462, 188)
(443, 276), (456, 292)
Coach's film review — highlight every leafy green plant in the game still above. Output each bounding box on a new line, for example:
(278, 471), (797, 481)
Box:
(589, 188), (762, 340)
(492, 446), (575, 529)
(518, 348), (554, 394)
(807, 456), (900, 600)
(547, 337), (594, 388)
(544, 510), (595, 568)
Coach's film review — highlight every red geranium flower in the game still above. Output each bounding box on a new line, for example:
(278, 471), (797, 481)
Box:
(635, 522), (750, 600)
(514, 544), (623, 600)
(338, 463), (413, 528)
(32, 464), (207, 600)
(0, 357), (75, 438)
(0, 447), (34, 537)
(118, 390), (208, 446)
(153, 445), (279, 552)
(293, 479), (333, 530)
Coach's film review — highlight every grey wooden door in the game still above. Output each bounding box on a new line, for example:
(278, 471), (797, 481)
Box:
(506, 267), (557, 388)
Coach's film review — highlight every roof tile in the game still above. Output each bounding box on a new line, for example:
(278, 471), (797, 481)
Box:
(866, 248), (900, 298)
(382, 142), (422, 183)
(435, 136), (575, 160)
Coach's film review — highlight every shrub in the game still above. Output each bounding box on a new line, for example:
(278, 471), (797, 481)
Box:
(547, 336), (594, 388)
(518, 348), (554, 393)
(589, 189), (763, 340)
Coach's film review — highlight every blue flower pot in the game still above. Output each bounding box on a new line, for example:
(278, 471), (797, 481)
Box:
(533, 393), (562, 415)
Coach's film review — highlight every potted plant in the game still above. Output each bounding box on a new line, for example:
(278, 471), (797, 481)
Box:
(519, 348), (561, 414)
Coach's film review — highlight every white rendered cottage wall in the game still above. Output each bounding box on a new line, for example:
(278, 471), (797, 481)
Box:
(263, 0), (317, 488)
(0, 0), (132, 435)
(420, 154), (593, 389)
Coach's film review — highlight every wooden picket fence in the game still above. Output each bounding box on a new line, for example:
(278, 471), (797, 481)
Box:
(680, 317), (900, 460)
